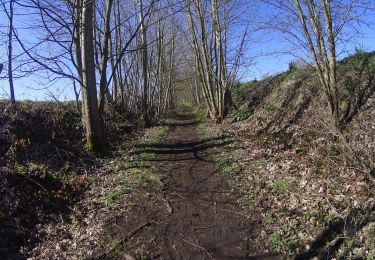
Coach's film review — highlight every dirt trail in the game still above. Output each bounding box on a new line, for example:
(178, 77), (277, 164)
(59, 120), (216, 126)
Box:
(122, 111), (277, 259)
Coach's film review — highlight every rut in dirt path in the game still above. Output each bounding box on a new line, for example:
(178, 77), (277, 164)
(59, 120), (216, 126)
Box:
(133, 111), (278, 259)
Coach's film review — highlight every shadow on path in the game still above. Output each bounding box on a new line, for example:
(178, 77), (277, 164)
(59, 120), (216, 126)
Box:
(117, 109), (280, 259)
(133, 135), (232, 163)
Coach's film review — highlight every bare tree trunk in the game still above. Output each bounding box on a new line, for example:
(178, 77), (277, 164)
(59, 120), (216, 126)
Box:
(98, 0), (114, 115)
(187, 0), (216, 117)
(115, 0), (124, 106)
(73, 0), (83, 79)
(322, 0), (339, 128)
(212, 0), (225, 122)
(294, 0), (340, 128)
(81, 0), (105, 153)
(156, 17), (163, 116)
(72, 0), (84, 116)
(187, 0), (231, 122)
(138, 0), (150, 126)
(5, 0), (15, 104)
(109, 35), (118, 104)
(166, 36), (175, 110)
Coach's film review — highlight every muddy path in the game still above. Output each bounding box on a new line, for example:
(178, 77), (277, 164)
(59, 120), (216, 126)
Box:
(117, 110), (279, 259)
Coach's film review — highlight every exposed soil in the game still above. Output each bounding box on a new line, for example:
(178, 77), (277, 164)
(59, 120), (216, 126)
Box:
(113, 110), (279, 259)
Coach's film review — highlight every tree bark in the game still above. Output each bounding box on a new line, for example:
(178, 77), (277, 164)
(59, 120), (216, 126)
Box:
(98, 0), (114, 115)
(7, 0), (15, 105)
(138, 0), (151, 126)
(81, 0), (105, 153)
(294, 0), (340, 128)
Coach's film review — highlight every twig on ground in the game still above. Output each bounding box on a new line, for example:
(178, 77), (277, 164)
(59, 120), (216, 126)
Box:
(103, 221), (155, 257)
(19, 174), (47, 191)
(172, 192), (189, 199)
(192, 224), (218, 230)
(325, 196), (346, 220)
(182, 238), (214, 259)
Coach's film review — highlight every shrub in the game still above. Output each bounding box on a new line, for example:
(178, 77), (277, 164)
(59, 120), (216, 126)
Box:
(233, 107), (252, 122)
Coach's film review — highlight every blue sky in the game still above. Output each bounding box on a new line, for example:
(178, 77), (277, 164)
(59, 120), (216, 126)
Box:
(0, 3), (77, 101)
(0, 2), (374, 100)
(253, 32), (374, 80)
(242, 1), (375, 81)
(243, 23), (375, 81)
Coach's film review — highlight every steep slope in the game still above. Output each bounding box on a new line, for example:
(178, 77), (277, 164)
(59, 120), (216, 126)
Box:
(201, 51), (375, 258)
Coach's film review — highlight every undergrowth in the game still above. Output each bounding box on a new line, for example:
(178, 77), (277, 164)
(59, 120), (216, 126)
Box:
(192, 106), (208, 139)
(233, 107), (252, 122)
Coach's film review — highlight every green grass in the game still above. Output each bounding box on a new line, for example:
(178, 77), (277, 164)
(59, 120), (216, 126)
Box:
(366, 223), (375, 247)
(114, 161), (128, 171)
(240, 188), (259, 209)
(100, 236), (144, 258)
(217, 157), (233, 173)
(148, 127), (167, 145)
(264, 104), (277, 113)
(233, 107), (252, 122)
(250, 159), (267, 171)
(104, 190), (123, 205)
(192, 106), (206, 122)
(306, 206), (335, 225)
(98, 235), (147, 259)
(272, 179), (295, 197)
(71, 216), (81, 232)
(265, 214), (274, 225)
(328, 180), (340, 191)
(217, 154), (240, 174)
(192, 106), (208, 139)
(104, 164), (161, 205)
(103, 123), (166, 206)
(330, 143), (342, 156)
(139, 126), (168, 160)
(16, 166), (27, 175)
(269, 232), (300, 257)
(269, 232), (286, 253)
(232, 80), (258, 94)
(182, 99), (193, 108)
(109, 237), (134, 257)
